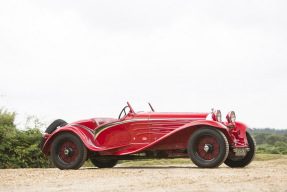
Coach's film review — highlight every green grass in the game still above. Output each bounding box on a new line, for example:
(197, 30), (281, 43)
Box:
(83, 154), (287, 167)
(253, 154), (287, 161)
(83, 158), (192, 167)
(119, 158), (192, 166)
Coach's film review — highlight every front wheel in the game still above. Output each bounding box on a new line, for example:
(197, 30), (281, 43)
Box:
(187, 127), (229, 168)
(51, 133), (87, 170)
(90, 158), (118, 168)
(224, 132), (256, 168)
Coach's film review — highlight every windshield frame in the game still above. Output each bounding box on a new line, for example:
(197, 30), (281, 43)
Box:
(127, 101), (154, 114)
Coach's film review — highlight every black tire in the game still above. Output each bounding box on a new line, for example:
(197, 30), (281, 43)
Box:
(187, 127), (229, 168)
(224, 132), (256, 168)
(39, 119), (67, 149)
(90, 158), (118, 168)
(51, 132), (87, 170)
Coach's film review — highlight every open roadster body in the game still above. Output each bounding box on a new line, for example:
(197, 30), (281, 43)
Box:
(40, 102), (256, 169)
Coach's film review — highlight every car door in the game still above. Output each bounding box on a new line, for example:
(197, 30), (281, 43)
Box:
(123, 113), (150, 144)
(149, 113), (190, 143)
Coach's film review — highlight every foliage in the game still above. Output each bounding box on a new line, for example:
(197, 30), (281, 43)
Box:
(251, 129), (287, 155)
(252, 128), (287, 135)
(0, 109), (53, 169)
(1, 107), (287, 168)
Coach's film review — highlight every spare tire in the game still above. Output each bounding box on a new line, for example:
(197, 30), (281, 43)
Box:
(39, 119), (67, 149)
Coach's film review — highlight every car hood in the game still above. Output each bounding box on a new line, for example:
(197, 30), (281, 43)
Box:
(141, 112), (209, 119)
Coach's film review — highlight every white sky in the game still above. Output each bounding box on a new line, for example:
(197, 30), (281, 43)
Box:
(0, 0), (286, 129)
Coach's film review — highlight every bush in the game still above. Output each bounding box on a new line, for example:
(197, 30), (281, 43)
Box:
(274, 141), (287, 154)
(252, 131), (287, 155)
(253, 133), (270, 145)
(0, 109), (53, 168)
(256, 143), (272, 154)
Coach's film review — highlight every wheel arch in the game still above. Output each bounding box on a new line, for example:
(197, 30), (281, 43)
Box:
(170, 120), (232, 144)
(235, 121), (252, 131)
(42, 126), (99, 155)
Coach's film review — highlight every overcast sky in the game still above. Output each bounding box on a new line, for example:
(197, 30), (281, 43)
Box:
(0, 0), (286, 129)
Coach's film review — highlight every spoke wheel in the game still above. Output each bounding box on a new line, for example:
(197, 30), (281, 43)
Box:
(196, 135), (220, 161)
(58, 140), (79, 164)
(51, 133), (87, 170)
(188, 127), (229, 168)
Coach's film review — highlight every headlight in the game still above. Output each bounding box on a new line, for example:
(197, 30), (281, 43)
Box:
(212, 110), (222, 123)
(226, 111), (236, 123)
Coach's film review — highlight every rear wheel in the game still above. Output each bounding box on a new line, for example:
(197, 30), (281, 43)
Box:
(51, 133), (87, 170)
(90, 158), (118, 168)
(187, 127), (229, 168)
(224, 132), (256, 168)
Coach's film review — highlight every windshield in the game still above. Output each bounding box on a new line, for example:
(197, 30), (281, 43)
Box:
(128, 101), (154, 113)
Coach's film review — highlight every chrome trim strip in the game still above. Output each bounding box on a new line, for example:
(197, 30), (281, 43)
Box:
(94, 118), (202, 140)
(94, 121), (123, 138)
(71, 124), (95, 134)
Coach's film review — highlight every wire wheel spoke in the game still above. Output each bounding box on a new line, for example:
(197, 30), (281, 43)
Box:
(58, 140), (79, 164)
(196, 135), (220, 161)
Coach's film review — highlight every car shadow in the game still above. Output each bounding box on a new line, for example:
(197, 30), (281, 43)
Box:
(114, 166), (194, 169)
(81, 166), (227, 170)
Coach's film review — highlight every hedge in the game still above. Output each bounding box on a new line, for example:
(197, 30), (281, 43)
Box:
(0, 109), (53, 168)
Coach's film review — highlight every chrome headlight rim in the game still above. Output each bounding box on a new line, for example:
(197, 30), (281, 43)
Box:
(212, 110), (222, 123)
(226, 111), (236, 123)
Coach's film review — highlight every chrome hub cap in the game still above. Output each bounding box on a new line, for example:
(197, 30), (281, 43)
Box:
(64, 148), (71, 156)
(204, 144), (209, 152)
(58, 141), (78, 163)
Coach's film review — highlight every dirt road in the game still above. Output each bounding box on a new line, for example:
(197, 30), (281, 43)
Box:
(1, 158), (287, 192)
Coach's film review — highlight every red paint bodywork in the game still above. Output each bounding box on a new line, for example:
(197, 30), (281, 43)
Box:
(42, 103), (251, 157)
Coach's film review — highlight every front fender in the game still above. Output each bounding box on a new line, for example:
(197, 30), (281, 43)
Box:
(42, 125), (99, 155)
(154, 119), (231, 145)
(230, 121), (251, 147)
(114, 120), (231, 155)
(179, 120), (229, 131)
(177, 120), (232, 143)
(235, 121), (252, 132)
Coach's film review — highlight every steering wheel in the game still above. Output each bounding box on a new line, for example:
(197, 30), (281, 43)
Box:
(118, 106), (130, 119)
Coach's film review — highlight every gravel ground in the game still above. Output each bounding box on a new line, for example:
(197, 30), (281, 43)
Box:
(1, 159), (287, 192)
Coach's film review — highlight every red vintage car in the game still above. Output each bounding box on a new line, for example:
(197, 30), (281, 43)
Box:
(40, 102), (256, 169)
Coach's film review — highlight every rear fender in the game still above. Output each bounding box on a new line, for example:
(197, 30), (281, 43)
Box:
(42, 125), (99, 155)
